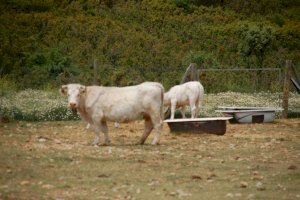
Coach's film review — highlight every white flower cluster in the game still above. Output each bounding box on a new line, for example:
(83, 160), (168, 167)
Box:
(0, 89), (79, 121)
(202, 91), (300, 117)
(0, 90), (299, 121)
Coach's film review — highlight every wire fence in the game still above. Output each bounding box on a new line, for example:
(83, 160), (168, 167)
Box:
(198, 67), (283, 93)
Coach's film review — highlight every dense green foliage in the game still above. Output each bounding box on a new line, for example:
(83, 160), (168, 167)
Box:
(0, 0), (299, 91)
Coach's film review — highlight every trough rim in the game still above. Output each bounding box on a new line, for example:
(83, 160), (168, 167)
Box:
(164, 117), (232, 123)
(217, 106), (283, 112)
(215, 109), (283, 113)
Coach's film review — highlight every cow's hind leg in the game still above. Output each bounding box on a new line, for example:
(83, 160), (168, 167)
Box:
(91, 121), (110, 146)
(138, 116), (153, 145)
(151, 113), (163, 145)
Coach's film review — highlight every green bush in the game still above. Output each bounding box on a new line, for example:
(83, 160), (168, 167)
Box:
(174, 0), (191, 12)
(238, 24), (276, 67)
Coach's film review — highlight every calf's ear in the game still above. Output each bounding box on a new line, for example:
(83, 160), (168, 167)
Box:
(60, 85), (68, 96)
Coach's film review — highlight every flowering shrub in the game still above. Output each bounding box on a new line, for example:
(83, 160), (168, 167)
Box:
(0, 90), (299, 121)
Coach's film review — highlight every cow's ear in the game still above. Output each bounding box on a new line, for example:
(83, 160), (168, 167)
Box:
(79, 86), (86, 94)
(60, 85), (68, 96)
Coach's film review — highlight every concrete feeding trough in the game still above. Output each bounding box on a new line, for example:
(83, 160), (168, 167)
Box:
(216, 106), (283, 124)
(164, 117), (232, 135)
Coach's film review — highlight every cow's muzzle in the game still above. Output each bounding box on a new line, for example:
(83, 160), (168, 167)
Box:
(69, 103), (77, 109)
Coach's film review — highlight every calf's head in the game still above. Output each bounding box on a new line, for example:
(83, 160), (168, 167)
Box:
(60, 84), (86, 110)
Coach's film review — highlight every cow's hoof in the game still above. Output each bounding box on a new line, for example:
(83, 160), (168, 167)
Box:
(151, 141), (160, 145)
(91, 141), (99, 146)
(103, 142), (111, 146)
(136, 140), (145, 145)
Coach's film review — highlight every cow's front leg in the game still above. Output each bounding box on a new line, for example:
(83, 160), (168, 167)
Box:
(100, 121), (111, 145)
(90, 113), (107, 146)
(91, 125), (100, 146)
(84, 123), (90, 132)
(114, 122), (120, 128)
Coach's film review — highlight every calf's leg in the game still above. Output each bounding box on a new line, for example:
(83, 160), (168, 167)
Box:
(170, 100), (177, 119)
(180, 106), (186, 118)
(195, 99), (201, 118)
(189, 99), (197, 118)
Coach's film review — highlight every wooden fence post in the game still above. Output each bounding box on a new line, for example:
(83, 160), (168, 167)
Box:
(93, 59), (99, 85)
(282, 60), (292, 118)
(180, 63), (198, 84)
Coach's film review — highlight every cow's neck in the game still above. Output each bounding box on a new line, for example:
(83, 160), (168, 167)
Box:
(76, 97), (88, 117)
(75, 92), (98, 124)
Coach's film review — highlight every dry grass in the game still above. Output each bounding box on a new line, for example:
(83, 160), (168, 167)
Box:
(0, 119), (299, 200)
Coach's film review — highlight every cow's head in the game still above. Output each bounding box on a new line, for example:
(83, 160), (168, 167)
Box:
(60, 84), (86, 110)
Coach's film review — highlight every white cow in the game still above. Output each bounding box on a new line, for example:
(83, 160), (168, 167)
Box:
(164, 81), (204, 119)
(60, 82), (164, 145)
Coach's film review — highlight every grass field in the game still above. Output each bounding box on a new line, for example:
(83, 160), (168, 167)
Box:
(0, 119), (299, 199)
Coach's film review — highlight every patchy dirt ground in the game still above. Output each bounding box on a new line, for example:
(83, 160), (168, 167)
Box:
(0, 119), (299, 200)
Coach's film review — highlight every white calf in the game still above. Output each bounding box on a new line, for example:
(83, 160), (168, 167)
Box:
(164, 81), (204, 119)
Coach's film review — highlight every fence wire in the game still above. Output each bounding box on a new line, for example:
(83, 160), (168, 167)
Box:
(198, 68), (282, 93)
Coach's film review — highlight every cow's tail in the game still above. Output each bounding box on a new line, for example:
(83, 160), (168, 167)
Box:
(161, 85), (164, 121)
(156, 84), (164, 122)
(146, 82), (164, 122)
(197, 82), (205, 110)
(156, 83), (165, 122)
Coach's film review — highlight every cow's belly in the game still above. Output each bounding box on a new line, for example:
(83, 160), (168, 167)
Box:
(103, 105), (143, 122)
(176, 96), (189, 107)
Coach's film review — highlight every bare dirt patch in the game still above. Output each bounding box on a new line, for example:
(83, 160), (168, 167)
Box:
(0, 119), (299, 199)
